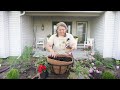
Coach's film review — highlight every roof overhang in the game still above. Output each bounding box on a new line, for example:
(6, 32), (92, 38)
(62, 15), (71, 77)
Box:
(25, 11), (104, 17)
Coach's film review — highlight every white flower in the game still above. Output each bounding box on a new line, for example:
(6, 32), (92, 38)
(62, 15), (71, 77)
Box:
(0, 64), (1, 67)
(116, 66), (119, 69)
(91, 63), (94, 66)
(93, 66), (96, 70)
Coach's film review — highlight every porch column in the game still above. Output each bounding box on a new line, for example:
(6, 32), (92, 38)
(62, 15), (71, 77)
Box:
(103, 11), (115, 58)
(8, 11), (22, 56)
(0, 11), (9, 58)
(113, 11), (120, 60)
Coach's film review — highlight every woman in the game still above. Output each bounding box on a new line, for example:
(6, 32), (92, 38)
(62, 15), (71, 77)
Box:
(45, 22), (77, 58)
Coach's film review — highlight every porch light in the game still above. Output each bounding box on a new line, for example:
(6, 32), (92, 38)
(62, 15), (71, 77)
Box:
(41, 24), (44, 31)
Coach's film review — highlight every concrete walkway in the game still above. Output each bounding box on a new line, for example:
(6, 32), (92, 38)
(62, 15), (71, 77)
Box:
(33, 48), (90, 60)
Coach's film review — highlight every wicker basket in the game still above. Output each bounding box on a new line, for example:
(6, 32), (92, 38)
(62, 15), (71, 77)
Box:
(47, 55), (73, 74)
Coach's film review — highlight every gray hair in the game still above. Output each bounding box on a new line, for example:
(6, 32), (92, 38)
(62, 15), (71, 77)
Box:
(56, 22), (67, 37)
(56, 22), (68, 30)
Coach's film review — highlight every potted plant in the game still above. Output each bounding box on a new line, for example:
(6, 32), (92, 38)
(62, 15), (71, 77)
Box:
(32, 64), (48, 79)
(73, 36), (78, 43)
(47, 34), (51, 41)
(32, 57), (49, 79)
(73, 36), (78, 39)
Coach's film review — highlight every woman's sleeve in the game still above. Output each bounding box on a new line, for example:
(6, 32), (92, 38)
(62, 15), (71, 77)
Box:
(69, 35), (77, 49)
(47, 35), (54, 46)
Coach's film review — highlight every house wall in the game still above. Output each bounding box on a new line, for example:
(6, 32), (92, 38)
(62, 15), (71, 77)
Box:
(0, 11), (9, 58)
(113, 11), (120, 60)
(21, 15), (34, 53)
(33, 16), (91, 43)
(103, 11), (115, 58)
(8, 11), (21, 56)
(90, 13), (105, 55)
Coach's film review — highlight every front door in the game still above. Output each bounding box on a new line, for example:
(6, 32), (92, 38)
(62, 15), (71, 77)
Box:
(76, 21), (88, 45)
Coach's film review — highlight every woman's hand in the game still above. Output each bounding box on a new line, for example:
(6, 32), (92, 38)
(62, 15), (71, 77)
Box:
(50, 51), (57, 58)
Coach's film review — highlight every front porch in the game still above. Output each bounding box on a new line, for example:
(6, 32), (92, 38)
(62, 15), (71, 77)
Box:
(20, 11), (105, 60)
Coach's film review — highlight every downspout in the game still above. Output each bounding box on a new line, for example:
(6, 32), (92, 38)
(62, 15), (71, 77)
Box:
(20, 11), (25, 16)
(19, 11), (25, 58)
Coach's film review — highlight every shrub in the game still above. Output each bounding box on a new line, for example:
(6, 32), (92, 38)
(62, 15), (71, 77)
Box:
(102, 59), (115, 69)
(6, 68), (20, 79)
(94, 52), (103, 62)
(116, 60), (120, 65)
(95, 60), (103, 67)
(102, 71), (116, 79)
(21, 46), (33, 61)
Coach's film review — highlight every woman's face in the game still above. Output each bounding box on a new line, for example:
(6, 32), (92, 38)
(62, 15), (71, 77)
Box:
(57, 26), (67, 36)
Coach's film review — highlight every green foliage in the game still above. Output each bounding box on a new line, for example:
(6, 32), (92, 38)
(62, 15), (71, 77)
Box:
(116, 60), (120, 65)
(71, 61), (89, 79)
(95, 60), (103, 67)
(21, 46), (33, 61)
(94, 52), (103, 62)
(6, 57), (19, 68)
(102, 71), (116, 79)
(6, 68), (20, 79)
(34, 56), (50, 72)
(35, 56), (47, 67)
(102, 59), (114, 69)
(68, 72), (78, 79)
(0, 58), (3, 63)
(7, 56), (17, 64)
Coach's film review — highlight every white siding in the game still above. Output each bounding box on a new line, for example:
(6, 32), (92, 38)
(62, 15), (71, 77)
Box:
(0, 11), (9, 58)
(90, 13), (105, 55)
(8, 11), (21, 56)
(103, 11), (115, 58)
(113, 11), (120, 60)
(21, 15), (34, 52)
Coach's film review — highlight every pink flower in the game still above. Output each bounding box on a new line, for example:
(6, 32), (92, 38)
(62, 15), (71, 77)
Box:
(89, 68), (94, 73)
(96, 70), (100, 73)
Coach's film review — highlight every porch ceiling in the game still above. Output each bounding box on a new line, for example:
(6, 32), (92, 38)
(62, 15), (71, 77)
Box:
(25, 11), (104, 17)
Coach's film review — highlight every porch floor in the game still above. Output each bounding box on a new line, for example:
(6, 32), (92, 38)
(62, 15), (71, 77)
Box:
(32, 48), (90, 60)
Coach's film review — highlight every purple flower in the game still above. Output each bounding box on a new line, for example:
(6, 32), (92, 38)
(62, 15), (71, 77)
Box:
(89, 68), (94, 73)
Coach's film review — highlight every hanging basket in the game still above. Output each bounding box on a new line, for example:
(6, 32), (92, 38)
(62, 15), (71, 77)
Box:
(47, 54), (73, 74)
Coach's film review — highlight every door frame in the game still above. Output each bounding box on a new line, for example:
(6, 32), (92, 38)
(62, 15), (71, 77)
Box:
(76, 21), (88, 45)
